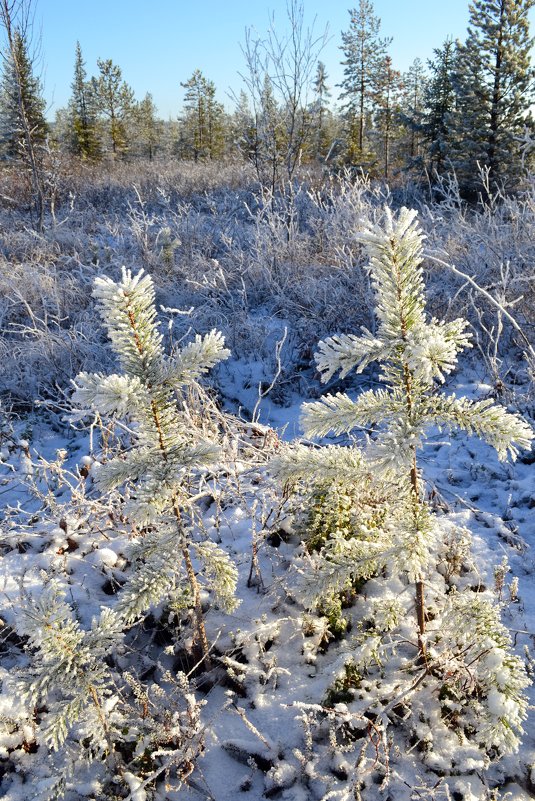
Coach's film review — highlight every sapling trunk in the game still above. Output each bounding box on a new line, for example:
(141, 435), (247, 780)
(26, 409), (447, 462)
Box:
(411, 462), (427, 657)
(398, 256), (427, 659)
(402, 365), (427, 658)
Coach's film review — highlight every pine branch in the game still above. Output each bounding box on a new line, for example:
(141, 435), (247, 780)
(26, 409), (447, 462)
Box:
(164, 329), (230, 387)
(72, 373), (148, 418)
(301, 388), (403, 438)
(429, 394), (533, 460)
(270, 443), (365, 485)
(314, 330), (392, 382)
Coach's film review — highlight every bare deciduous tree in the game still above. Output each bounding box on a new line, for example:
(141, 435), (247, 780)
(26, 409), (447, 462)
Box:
(240, 0), (328, 194)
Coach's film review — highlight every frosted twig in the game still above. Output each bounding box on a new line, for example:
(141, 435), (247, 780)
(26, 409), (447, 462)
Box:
(426, 251), (535, 363)
(252, 326), (288, 423)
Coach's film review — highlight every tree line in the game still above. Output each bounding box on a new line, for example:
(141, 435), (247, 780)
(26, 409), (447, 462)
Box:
(1, 0), (534, 201)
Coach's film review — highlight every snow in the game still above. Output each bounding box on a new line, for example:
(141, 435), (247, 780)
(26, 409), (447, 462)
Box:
(1, 173), (535, 801)
(1, 382), (534, 801)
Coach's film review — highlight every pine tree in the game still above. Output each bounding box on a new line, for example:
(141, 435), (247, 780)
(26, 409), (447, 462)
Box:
(455, 0), (535, 188)
(180, 69), (225, 161)
(72, 269), (236, 665)
(13, 579), (206, 798)
(134, 92), (161, 160)
(272, 208), (534, 773)
(372, 54), (403, 178)
(68, 42), (100, 160)
(301, 207), (533, 656)
(94, 58), (134, 156)
(338, 1), (391, 166)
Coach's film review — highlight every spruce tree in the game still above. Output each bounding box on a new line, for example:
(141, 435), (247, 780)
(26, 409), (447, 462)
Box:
(0, 15), (48, 230)
(68, 42), (100, 160)
(0, 28), (47, 159)
(455, 0), (535, 188)
(73, 269), (236, 665)
(450, 39), (489, 192)
(421, 39), (459, 176)
(311, 60), (331, 160)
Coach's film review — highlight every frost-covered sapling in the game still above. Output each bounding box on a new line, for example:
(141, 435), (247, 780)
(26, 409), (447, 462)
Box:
(73, 268), (237, 665)
(5, 580), (207, 800)
(294, 208), (533, 775)
(302, 207), (533, 656)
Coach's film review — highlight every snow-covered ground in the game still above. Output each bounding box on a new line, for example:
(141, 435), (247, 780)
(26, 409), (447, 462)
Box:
(0, 165), (534, 800)
(0, 364), (533, 801)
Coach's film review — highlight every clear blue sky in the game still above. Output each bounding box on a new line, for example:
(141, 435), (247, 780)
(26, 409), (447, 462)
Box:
(33, 0), (530, 119)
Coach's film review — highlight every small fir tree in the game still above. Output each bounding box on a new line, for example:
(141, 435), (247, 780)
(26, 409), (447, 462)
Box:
(0, 28), (47, 159)
(72, 268), (236, 665)
(0, 18), (48, 230)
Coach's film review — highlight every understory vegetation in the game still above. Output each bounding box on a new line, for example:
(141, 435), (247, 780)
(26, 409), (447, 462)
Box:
(0, 161), (535, 801)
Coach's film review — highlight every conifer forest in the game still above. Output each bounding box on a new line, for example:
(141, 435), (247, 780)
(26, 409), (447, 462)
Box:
(2, 0), (535, 799)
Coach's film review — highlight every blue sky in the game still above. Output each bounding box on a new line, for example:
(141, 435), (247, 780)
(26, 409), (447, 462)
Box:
(33, 0), (527, 119)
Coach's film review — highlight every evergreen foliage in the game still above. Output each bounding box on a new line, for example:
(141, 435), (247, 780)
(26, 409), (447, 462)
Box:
(68, 42), (100, 160)
(311, 60), (332, 161)
(134, 92), (161, 160)
(372, 54), (403, 178)
(180, 69), (225, 161)
(454, 0), (535, 189)
(419, 39), (458, 175)
(11, 580), (206, 799)
(93, 58), (134, 156)
(0, 0), (531, 192)
(72, 268), (236, 663)
(399, 57), (426, 166)
(338, 1), (392, 167)
(297, 207), (532, 757)
(0, 27), (47, 159)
